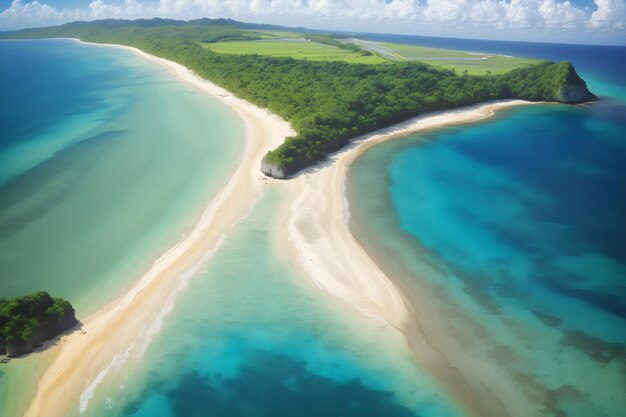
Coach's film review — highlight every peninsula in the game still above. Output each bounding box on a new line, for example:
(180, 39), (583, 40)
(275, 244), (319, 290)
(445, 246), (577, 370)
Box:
(1, 18), (595, 178)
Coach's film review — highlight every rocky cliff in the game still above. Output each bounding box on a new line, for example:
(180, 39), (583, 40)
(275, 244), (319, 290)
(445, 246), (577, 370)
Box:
(557, 83), (595, 103)
(556, 62), (596, 103)
(261, 158), (288, 179)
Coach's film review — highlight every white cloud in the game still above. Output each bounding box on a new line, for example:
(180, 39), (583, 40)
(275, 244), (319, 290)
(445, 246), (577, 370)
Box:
(0, 0), (83, 26)
(90, 0), (152, 18)
(1, 0), (62, 20)
(421, 0), (591, 29)
(590, 0), (625, 29)
(538, 0), (587, 28)
(1, 0), (624, 44)
(149, 0), (419, 20)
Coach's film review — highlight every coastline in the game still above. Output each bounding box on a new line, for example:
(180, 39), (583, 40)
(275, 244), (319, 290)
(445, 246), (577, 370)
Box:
(23, 39), (294, 417)
(22, 38), (534, 417)
(281, 99), (535, 417)
(284, 99), (532, 324)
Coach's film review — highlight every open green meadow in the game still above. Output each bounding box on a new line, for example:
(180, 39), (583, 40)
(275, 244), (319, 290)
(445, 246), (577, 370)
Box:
(347, 39), (541, 74)
(204, 34), (540, 73)
(202, 39), (388, 64)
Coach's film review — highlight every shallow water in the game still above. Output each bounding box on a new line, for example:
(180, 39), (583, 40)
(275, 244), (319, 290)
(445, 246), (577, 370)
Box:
(0, 39), (243, 314)
(0, 39), (242, 417)
(79, 187), (463, 417)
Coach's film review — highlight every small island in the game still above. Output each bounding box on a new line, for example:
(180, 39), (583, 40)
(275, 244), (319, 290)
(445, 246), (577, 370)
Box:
(0, 292), (77, 357)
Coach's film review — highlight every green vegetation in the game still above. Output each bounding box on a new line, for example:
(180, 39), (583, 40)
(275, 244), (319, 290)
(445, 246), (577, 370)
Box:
(242, 29), (304, 39)
(349, 39), (542, 75)
(504, 60), (589, 100)
(0, 292), (77, 357)
(0, 18), (594, 177)
(204, 39), (385, 64)
(304, 34), (371, 54)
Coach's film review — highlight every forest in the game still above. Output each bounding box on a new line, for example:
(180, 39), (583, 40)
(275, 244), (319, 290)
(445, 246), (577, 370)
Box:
(1, 19), (594, 176)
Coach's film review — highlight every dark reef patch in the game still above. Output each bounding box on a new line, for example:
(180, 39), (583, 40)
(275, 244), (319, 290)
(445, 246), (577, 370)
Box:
(532, 310), (563, 328)
(560, 331), (626, 365)
(0, 130), (127, 238)
(122, 353), (419, 417)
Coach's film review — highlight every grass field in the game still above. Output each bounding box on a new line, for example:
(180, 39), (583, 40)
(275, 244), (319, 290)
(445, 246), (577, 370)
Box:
(203, 33), (541, 73)
(202, 39), (388, 64)
(347, 39), (542, 75)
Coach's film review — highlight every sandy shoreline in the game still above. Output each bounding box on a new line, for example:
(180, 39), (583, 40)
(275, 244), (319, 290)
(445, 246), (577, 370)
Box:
(285, 99), (531, 325)
(282, 99), (534, 417)
(24, 39), (294, 417)
(23, 38), (534, 417)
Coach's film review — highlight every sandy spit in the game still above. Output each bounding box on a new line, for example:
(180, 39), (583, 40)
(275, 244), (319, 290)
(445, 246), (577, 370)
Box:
(281, 100), (535, 417)
(24, 39), (294, 417)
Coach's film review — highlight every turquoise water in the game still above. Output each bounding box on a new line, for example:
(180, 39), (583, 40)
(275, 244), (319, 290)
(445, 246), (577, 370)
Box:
(80, 187), (463, 417)
(0, 39), (242, 416)
(0, 40), (243, 315)
(348, 57), (626, 416)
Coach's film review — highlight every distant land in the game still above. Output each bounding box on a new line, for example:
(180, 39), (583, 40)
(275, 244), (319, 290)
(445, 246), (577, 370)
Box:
(0, 17), (595, 178)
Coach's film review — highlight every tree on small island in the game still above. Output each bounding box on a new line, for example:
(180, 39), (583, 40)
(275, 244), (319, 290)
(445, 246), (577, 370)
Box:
(0, 292), (77, 357)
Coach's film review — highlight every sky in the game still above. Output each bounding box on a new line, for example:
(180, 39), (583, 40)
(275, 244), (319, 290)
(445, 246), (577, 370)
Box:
(0, 0), (624, 45)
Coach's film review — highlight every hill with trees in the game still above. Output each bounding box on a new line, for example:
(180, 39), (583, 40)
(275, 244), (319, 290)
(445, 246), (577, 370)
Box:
(0, 19), (595, 177)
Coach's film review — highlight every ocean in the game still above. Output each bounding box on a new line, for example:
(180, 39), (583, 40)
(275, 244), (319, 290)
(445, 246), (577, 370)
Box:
(348, 36), (626, 416)
(1, 35), (624, 417)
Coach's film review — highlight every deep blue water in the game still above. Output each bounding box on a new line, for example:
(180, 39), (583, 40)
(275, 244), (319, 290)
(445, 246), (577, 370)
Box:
(391, 104), (626, 331)
(349, 35), (626, 416)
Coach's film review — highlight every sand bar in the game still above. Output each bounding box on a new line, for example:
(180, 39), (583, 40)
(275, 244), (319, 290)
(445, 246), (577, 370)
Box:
(282, 100), (534, 417)
(24, 39), (294, 417)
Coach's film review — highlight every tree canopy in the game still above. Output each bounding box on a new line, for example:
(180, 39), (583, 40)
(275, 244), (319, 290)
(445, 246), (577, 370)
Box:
(1, 19), (594, 176)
